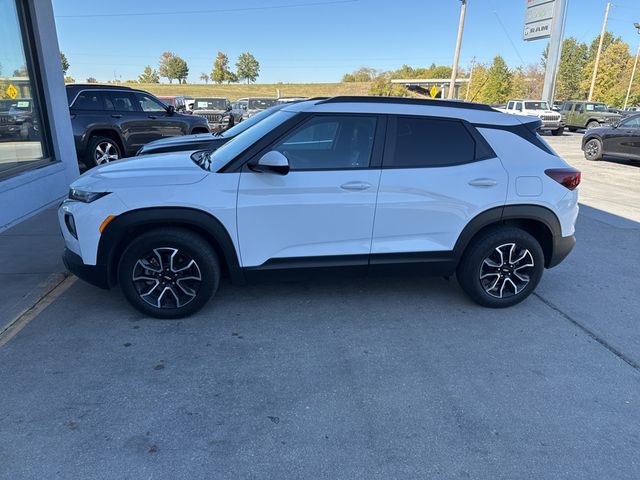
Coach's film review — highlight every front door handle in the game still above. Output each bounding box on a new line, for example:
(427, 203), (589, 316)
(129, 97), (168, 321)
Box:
(111, 114), (122, 119)
(468, 178), (497, 187)
(148, 115), (158, 119)
(340, 181), (372, 191)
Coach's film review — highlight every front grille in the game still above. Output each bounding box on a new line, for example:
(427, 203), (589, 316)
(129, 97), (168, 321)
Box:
(202, 113), (222, 123)
(540, 114), (561, 121)
(0, 116), (11, 124)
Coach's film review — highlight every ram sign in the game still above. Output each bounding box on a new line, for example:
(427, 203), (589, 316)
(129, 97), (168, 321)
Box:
(523, 0), (555, 41)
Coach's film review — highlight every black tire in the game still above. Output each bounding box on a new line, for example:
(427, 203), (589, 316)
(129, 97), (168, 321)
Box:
(567, 127), (577, 132)
(551, 126), (564, 136)
(456, 227), (544, 308)
(85, 135), (122, 168)
(583, 137), (602, 161)
(586, 120), (600, 130)
(118, 228), (220, 319)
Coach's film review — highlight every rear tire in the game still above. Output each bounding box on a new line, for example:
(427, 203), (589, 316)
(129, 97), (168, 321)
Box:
(584, 138), (602, 161)
(85, 135), (122, 168)
(568, 127), (577, 132)
(118, 228), (220, 319)
(586, 120), (600, 130)
(457, 227), (544, 308)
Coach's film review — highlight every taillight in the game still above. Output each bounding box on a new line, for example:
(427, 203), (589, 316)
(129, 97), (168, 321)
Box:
(545, 168), (581, 191)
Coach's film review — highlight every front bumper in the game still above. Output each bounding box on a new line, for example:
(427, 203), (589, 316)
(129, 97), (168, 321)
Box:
(63, 248), (111, 289)
(539, 121), (564, 131)
(548, 234), (576, 268)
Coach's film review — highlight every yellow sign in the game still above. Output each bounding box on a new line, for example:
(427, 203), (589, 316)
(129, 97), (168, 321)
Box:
(429, 86), (440, 98)
(6, 84), (18, 99)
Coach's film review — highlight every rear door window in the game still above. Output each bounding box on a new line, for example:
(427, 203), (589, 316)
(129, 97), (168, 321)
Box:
(384, 116), (477, 168)
(71, 91), (108, 111)
(106, 92), (137, 112)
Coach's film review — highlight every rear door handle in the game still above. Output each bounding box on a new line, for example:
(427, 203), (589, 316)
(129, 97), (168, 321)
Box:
(468, 178), (497, 187)
(148, 115), (158, 119)
(340, 181), (372, 191)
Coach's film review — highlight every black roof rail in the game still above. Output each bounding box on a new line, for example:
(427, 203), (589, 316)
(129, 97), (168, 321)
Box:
(66, 84), (134, 90)
(318, 95), (496, 112)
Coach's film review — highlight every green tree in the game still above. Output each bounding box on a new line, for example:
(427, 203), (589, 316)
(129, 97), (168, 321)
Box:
(211, 52), (234, 83)
(236, 52), (260, 84)
(200, 72), (209, 84)
(369, 75), (409, 96)
(342, 67), (377, 82)
(86, 77), (98, 83)
(580, 34), (632, 105)
(13, 65), (27, 77)
(60, 52), (69, 76)
(481, 56), (512, 104)
(554, 37), (588, 100)
(138, 65), (160, 83)
(158, 52), (189, 84)
(467, 64), (488, 102)
(64, 76), (75, 83)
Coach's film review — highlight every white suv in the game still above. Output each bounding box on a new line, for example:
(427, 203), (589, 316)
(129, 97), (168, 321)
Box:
(59, 97), (580, 318)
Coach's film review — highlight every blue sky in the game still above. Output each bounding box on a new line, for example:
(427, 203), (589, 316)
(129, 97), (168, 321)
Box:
(51, 0), (640, 83)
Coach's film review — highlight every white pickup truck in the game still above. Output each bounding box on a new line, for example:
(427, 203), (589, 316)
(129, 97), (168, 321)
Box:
(499, 99), (565, 136)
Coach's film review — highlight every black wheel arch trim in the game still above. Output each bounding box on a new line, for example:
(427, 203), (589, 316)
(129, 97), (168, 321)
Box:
(453, 204), (564, 266)
(97, 207), (243, 287)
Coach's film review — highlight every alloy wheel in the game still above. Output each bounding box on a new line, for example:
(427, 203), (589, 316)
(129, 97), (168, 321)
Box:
(585, 139), (600, 160)
(132, 247), (202, 309)
(479, 243), (535, 299)
(95, 141), (119, 164)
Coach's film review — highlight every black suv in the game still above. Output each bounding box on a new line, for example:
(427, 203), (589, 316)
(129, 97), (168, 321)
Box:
(66, 84), (210, 167)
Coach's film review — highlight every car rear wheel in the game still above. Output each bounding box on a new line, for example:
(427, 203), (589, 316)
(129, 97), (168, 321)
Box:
(586, 120), (600, 130)
(118, 228), (220, 319)
(584, 138), (602, 161)
(85, 136), (121, 168)
(457, 227), (544, 308)
(568, 127), (577, 132)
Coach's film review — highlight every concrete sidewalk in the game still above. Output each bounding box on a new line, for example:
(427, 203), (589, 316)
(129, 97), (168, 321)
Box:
(0, 206), (67, 333)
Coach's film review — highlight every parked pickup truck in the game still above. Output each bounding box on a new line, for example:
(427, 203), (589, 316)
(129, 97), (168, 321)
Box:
(499, 100), (565, 135)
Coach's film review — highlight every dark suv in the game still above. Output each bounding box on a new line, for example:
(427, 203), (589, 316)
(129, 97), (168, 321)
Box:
(66, 84), (210, 167)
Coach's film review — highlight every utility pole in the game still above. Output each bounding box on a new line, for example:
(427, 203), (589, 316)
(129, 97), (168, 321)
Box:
(588, 1), (611, 101)
(448, 0), (467, 99)
(541, 0), (568, 106)
(623, 23), (640, 110)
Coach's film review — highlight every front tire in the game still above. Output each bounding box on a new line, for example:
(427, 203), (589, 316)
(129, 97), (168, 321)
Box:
(586, 120), (600, 130)
(457, 227), (544, 308)
(551, 126), (564, 136)
(118, 228), (220, 319)
(568, 127), (577, 132)
(584, 138), (602, 161)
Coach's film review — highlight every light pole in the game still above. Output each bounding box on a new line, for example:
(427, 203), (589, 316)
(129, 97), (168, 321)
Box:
(623, 22), (640, 110)
(589, 2), (611, 101)
(448, 0), (467, 99)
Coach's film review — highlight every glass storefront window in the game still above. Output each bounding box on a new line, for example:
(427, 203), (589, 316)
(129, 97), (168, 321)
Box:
(0, 0), (50, 178)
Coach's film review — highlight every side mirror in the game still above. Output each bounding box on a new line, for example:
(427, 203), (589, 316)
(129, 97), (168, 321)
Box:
(249, 151), (289, 175)
(226, 105), (232, 112)
(166, 105), (176, 115)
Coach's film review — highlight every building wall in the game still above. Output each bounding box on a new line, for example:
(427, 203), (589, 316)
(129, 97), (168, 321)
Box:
(0, 0), (78, 231)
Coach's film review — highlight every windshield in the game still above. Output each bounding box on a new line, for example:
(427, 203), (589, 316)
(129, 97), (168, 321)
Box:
(524, 101), (549, 110)
(220, 104), (285, 138)
(248, 98), (277, 110)
(586, 103), (607, 112)
(206, 110), (295, 170)
(194, 98), (228, 110)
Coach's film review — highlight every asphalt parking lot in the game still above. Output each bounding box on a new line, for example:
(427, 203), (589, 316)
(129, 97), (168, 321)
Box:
(1, 132), (639, 479)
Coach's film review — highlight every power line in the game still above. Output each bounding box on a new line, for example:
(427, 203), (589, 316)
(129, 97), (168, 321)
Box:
(55, 0), (358, 18)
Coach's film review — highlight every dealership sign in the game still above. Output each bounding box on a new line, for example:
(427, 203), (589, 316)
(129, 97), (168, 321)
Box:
(523, 0), (555, 41)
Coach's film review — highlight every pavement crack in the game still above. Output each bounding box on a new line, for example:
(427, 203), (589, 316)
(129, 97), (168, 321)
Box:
(534, 292), (640, 373)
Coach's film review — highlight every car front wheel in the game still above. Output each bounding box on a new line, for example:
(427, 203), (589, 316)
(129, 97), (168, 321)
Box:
(586, 120), (600, 130)
(118, 228), (220, 318)
(457, 227), (544, 308)
(584, 138), (602, 161)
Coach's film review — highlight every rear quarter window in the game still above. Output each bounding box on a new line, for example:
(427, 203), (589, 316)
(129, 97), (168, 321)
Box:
(384, 116), (477, 168)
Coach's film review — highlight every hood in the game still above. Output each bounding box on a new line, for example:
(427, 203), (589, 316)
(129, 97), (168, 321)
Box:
(194, 109), (227, 114)
(72, 152), (207, 191)
(144, 132), (218, 148)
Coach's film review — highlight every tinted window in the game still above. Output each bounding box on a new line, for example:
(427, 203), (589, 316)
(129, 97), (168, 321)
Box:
(136, 93), (166, 112)
(273, 115), (376, 170)
(507, 101), (514, 110)
(575, 104), (584, 113)
(515, 102), (523, 112)
(107, 92), (136, 112)
(621, 116), (640, 128)
(385, 117), (476, 168)
(72, 91), (107, 110)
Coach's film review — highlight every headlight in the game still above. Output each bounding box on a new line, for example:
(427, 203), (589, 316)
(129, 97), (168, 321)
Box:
(68, 188), (110, 203)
